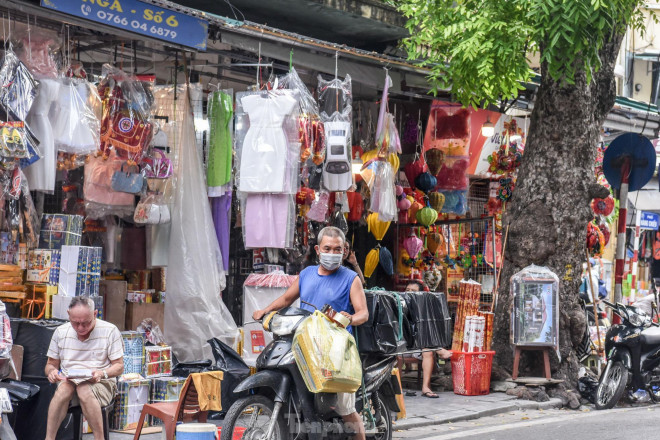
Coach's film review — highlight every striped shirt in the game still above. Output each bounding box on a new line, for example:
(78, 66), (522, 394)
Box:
(47, 319), (124, 373)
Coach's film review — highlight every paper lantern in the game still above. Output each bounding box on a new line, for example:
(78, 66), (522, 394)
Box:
(379, 246), (394, 276)
(404, 158), (426, 188)
(404, 234), (424, 260)
(408, 201), (423, 223)
(365, 248), (380, 278)
(425, 148), (445, 175)
(587, 222), (605, 255)
(395, 185), (404, 196)
(599, 222), (611, 246)
(428, 191), (445, 212)
(367, 212), (390, 241)
(416, 206), (438, 227)
(415, 172), (437, 193)
(423, 266), (443, 291)
(591, 195), (615, 216)
(397, 197), (412, 211)
(398, 249), (412, 277)
(427, 232), (445, 255)
(388, 153), (400, 171)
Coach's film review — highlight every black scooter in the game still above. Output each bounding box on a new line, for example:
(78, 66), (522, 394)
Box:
(221, 306), (399, 440)
(595, 299), (660, 409)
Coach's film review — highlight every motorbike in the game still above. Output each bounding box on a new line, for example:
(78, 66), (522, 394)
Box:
(595, 299), (660, 409)
(221, 306), (399, 440)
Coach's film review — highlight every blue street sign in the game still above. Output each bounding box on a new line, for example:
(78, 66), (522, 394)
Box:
(41, 0), (208, 51)
(640, 211), (660, 230)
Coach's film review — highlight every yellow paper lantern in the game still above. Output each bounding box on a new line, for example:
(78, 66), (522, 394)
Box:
(365, 248), (380, 278)
(367, 212), (391, 241)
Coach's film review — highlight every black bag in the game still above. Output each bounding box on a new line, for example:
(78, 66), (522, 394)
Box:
(356, 292), (399, 354)
(403, 291), (452, 349)
(208, 338), (251, 412)
(0, 379), (40, 403)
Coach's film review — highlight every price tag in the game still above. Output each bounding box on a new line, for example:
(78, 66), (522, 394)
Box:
(40, 0), (208, 50)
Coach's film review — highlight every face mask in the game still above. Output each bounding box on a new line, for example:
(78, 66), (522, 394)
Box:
(319, 252), (343, 271)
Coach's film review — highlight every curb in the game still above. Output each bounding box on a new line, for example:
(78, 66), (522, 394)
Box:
(393, 398), (564, 431)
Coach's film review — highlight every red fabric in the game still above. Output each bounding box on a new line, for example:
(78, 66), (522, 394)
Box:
(346, 191), (364, 222)
(432, 108), (470, 139)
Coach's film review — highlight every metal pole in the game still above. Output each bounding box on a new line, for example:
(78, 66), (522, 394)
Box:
(586, 251), (603, 353)
(631, 209), (641, 301)
(613, 157), (631, 324)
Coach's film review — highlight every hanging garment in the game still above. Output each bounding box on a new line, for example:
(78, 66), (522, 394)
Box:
(161, 85), (238, 362)
(211, 193), (232, 272)
(24, 79), (60, 192)
(244, 193), (292, 249)
(238, 92), (297, 193)
(50, 79), (100, 154)
(207, 91), (233, 189)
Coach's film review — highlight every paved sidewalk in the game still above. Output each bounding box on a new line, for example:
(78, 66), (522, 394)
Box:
(393, 390), (563, 431)
(103, 391), (562, 439)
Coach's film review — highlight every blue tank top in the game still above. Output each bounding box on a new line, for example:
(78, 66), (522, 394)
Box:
(298, 265), (357, 330)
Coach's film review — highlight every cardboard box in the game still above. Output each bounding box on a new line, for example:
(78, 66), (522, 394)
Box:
(125, 302), (164, 332)
(39, 214), (83, 250)
(26, 249), (61, 285)
(100, 280), (127, 331)
(58, 246), (102, 296)
(52, 294), (74, 320)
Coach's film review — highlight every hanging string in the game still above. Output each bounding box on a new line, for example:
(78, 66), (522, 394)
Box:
(334, 51), (339, 113)
(289, 49), (293, 71)
(26, 13), (31, 65)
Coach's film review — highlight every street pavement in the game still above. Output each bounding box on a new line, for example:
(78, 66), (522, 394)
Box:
(394, 405), (660, 439)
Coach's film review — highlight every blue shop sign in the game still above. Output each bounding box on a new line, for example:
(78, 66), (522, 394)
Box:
(41, 0), (208, 50)
(640, 211), (660, 230)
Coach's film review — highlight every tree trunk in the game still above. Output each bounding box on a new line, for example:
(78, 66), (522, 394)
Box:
(492, 33), (624, 386)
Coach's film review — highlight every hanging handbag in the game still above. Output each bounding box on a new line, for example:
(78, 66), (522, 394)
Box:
(84, 152), (136, 207)
(134, 192), (171, 224)
(111, 162), (145, 194)
(143, 149), (172, 179)
(100, 107), (153, 159)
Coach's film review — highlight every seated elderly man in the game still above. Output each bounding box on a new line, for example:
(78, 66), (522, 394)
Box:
(45, 296), (124, 440)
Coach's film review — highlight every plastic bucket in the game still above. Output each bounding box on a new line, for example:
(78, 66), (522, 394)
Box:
(176, 423), (217, 440)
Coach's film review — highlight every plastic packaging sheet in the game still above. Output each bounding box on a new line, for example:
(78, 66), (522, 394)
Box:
(511, 264), (559, 350)
(19, 170), (41, 249)
(318, 74), (353, 192)
(280, 67), (324, 164)
(15, 28), (60, 79)
(401, 291), (452, 349)
(83, 150), (136, 219)
(369, 161), (397, 222)
(98, 64), (154, 162)
(356, 290), (402, 354)
(206, 89), (234, 190)
(239, 192), (296, 249)
(292, 311), (362, 393)
(234, 89), (301, 194)
(50, 78), (101, 155)
(242, 271), (298, 365)
(0, 303), (12, 359)
(163, 85), (238, 363)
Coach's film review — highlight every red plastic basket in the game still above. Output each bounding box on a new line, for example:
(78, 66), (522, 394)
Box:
(450, 351), (495, 396)
(217, 426), (246, 440)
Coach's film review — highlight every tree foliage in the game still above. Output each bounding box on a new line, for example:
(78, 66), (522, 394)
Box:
(389, 0), (648, 108)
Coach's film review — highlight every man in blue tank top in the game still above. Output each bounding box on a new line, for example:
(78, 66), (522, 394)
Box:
(253, 226), (368, 440)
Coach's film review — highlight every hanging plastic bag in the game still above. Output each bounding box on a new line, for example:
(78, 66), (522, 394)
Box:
(50, 78), (101, 155)
(14, 28), (61, 79)
(369, 161), (397, 222)
(98, 64), (154, 162)
(292, 311), (362, 393)
(134, 193), (171, 225)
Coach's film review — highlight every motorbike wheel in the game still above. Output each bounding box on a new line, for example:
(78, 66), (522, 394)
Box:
(366, 395), (393, 440)
(595, 361), (628, 410)
(221, 395), (286, 440)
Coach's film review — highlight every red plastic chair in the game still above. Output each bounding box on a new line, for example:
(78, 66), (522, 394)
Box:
(133, 373), (214, 439)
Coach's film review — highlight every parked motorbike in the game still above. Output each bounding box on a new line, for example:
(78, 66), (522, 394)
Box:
(595, 299), (660, 409)
(221, 306), (399, 440)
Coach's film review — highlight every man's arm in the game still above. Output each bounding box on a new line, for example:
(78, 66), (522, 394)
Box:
(253, 277), (301, 320)
(344, 276), (369, 326)
(45, 357), (64, 383)
(91, 357), (124, 383)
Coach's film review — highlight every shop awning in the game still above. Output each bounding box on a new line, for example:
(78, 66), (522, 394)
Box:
(629, 178), (660, 212)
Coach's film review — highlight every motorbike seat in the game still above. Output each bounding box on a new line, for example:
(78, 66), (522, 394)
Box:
(641, 327), (660, 345)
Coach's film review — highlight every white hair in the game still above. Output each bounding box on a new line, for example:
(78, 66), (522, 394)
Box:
(317, 226), (346, 246)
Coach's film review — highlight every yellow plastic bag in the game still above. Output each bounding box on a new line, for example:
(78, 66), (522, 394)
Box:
(292, 311), (362, 393)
